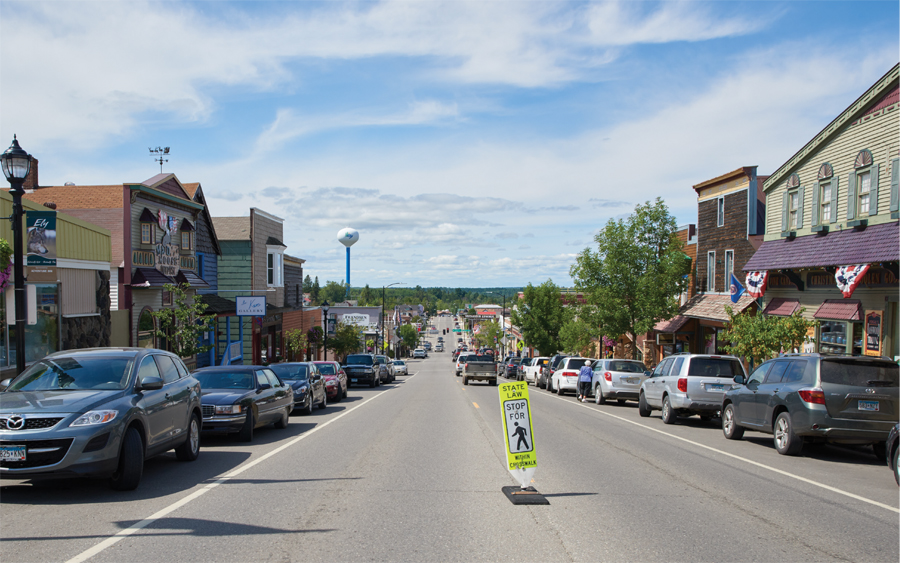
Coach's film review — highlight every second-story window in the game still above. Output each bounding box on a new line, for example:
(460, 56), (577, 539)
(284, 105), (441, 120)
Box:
(267, 250), (284, 287)
(724, 250), (734, 283)
(820, 182), (832, 223)
(707, 251), (715, 292)
(717, 197), (724, 227)
(141, 223), (153, 244)
(857, 170), (871, 216)
(181, 231), (193, 250)
(788, 190), (799, 229)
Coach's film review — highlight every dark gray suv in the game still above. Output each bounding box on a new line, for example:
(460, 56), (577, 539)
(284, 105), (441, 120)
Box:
(0, 348), (202, 490)
(721, 354), (899, 456)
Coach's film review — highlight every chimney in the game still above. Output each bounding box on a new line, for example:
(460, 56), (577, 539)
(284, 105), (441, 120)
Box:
(23, 157), (38, 189)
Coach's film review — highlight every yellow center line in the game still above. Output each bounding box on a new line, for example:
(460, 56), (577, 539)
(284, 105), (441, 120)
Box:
(472, 402), (480, 408)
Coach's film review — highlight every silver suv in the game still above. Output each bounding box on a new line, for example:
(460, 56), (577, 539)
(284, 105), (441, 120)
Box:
(639, 353), (746, 424)
(591, 358), (649, 404)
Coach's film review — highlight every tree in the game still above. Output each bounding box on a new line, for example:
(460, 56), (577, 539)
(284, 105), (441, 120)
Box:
(327, 321), (363, 361)
(359, 284), (374, 305)
(321, 280), (347, 304)
(150, 283), (215, 357)
(510, 279), (566, 356)
(311, 276), (321, 304)
(559, 306), (599, 357)
(303, 275), (313, 293)
(570, 198), (689, 359)
(284, 329), (309, 361)
(397, 324), (419, 352)
(473, 320), (503, 348)
(720, 308), (817, 366)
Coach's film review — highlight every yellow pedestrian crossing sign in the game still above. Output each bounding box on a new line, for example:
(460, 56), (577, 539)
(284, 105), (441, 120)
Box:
(498, 381), (536, 477)
(517, 341), (524, 350)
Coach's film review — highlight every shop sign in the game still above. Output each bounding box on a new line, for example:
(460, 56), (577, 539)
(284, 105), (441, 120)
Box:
(340, 313), (370, 326)
(236, 296), (266, 316)
(155, 210), (180, 277)
(864, 310), (883, 357)
(26, 211), (57, 267)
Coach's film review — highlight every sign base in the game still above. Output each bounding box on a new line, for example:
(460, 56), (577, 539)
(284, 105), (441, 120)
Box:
(502, 486), (549, 505)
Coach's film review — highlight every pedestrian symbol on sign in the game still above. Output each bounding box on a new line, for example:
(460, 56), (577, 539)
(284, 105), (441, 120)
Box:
(511, 422), (529, 451)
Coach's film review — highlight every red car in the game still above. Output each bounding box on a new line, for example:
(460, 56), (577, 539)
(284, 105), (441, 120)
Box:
(314, 361), (348, 402)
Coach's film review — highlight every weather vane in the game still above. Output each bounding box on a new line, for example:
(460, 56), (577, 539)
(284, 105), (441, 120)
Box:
(149, 146), (170, 173)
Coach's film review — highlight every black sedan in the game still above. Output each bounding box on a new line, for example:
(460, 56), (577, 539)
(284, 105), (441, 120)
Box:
(268, 363), (327, 414)
(192, 366), (293, 442)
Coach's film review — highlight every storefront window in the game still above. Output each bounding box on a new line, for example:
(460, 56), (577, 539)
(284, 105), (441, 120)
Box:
(819, 320), (848, 355)
(137, 308), (155, 348)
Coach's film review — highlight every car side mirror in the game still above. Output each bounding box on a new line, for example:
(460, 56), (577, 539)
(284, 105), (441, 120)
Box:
(257, 383), (272, 393)
(138, 376), (164, 391)
(0, 378), (11, 392)
(733, 375), (745, 385)
(644, 371), (651, 377)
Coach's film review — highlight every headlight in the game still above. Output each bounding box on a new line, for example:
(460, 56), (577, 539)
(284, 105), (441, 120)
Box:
(70, 410), (117, 427)
(215, 405), (242, 415)
(294, 385), (309, 396)
(325, 380), (336, 387)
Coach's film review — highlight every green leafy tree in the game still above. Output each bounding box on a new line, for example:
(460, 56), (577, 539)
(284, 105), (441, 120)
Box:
(321, 280), (347, 304)
(150, 283), (215, 357)
(571, 198), (689, 359)
(311, 276), (321, 304)
(328, 322), (363, 361)
(397, 324), (419, 352)
(284, 329), (309, 361)
(359, 284), (374, 305)
(303, 275), (313, 293)
(720, 307), (816, 366)
(473, 319), (503, 348)
(510, 279), (566, 356)
(559, 306), (599, 357)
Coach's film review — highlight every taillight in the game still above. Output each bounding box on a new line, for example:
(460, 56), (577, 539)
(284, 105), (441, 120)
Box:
(677, 378), (687, 392)
(604, 371), (612, 382)
(563, 371), (577, 377)
(798, 388), (825, 404)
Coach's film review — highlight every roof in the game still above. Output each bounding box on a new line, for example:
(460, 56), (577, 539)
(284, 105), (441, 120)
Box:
(654, 315), (690, 333)
(197, 294), (237, 315)
(743, 222), (899, 271)
(814, 299), (862, 321)
(765, 64), (899, 192)
(21, 185), (123, 209)
(266, 236), (286, 247)
(762, 298), (800, 317)
(183, 182), (200, 198)
(175, 269), (209, 288)
(212, 216), (251, 240)
(679, 293), (756, 323)
(284, 254), (306, 265)
(131, 268), (175, 287)
(692, 167), (756, 194)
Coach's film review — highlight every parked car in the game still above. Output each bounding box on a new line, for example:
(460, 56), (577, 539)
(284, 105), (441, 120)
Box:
(455, 353), (473, 376)
(887, 423), (899, 486)
(0, 348), (201, 491)
(550, 357), (594, 395)
(375, 355), (395, 383)
(502, 357), (523, 379)
(413, 349), (426, 359)
(435, 344), (444, 352)
(313, 361), (348, 402)
(268, 362), (327, 414)
(524, 357), (549, 385)
(423, 342), (432, 352)
(343, 354), (381, 387)
(516, 358), (534, 381)
(539, 354), (569, 390)
(392, 360), (409, 375)
(720, 354), (899, 456)
(592, 358), (650, 404)
(639, 353), (746, 424)
(498, 356), (514, 377)
(193, 365), (294, 441)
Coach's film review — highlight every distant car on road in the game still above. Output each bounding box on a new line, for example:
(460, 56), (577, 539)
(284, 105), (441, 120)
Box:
(269, 362), (327, 414)
(413, 349), (426, 359)
(343, 354), (381, 387)
(0, 348), (201, 491)
(313, 361), (348, 402)
(392, 360), (409, 375)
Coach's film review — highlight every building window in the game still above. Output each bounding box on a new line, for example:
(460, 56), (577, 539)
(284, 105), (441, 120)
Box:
(717, 197), (724, 227)
(197, 253), (205, 279)
(137, 307), (155, 349)
(857, 170), (871, 216)
(141, 223), (154, 244)
(707, 251), (715, 292)
(820, 182), (832, 223)
(724, 250), (734, 283)
(788, 190), (799, 229)
(181, 231), (193, 250)
(267, 247), (284, 287)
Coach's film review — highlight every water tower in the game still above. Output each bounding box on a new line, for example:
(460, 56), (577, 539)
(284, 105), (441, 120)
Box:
(337, 227), (359, 298)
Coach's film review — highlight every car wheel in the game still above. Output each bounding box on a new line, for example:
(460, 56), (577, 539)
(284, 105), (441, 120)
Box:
(595, 385), (606, 404)
(175, 413), (201, 461)
(304, 394), (314, 416)
(370, 376), (376, 388)
(638, 393), (651, 417)
(463, 376), (468, 385)
(274, 406), (290, 429)
(109, 427), (144, 491)
(774, 412), (803, 456)
(893, 446), (899, 486)
(319, 392), (327, 410)
(661, 396), (677, 425)
(872, 441), (886, 460)
(722, 404), (744, 440)
(238, 411), (254, 442)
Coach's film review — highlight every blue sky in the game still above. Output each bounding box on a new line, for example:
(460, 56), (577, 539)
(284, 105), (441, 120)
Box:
(1, 1), (897, 288)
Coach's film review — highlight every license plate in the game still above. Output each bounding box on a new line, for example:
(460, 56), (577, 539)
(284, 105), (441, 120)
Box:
(0, 445), (26, 462)
(351, 379), (358, 383)
(708, 384), (725, 392)
(858, 400), (879, 412)
(623, 377), (638, 384)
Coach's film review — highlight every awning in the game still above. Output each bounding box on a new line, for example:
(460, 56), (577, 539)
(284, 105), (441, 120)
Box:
(130, 268), (174, 288)
(743, 222), (899, 271)
(813, 299), (862, 321)
(197, 294), (236, 315)
(762, 298), (800, 317)
(175, 269), (209, 288)
(654, 315), (690, 333)
(679, 293), (756, 323)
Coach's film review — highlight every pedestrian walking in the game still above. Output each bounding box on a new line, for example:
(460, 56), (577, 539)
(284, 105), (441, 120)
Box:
(577, 360), (594, 402)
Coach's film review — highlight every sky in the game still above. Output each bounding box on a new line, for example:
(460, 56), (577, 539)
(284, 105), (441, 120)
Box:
(1, 1), (897, 289)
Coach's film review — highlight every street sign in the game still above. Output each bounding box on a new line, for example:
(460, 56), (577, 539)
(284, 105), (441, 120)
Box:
(498, 380), (536, 488)
(517, 341), (524, 350)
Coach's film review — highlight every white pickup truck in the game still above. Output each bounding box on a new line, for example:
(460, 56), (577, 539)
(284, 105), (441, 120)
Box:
(462, 354), (498, 386)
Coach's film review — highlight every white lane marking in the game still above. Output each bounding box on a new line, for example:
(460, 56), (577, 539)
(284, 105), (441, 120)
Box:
(65, 375), (416, 563)
(542, 391), (899, 514)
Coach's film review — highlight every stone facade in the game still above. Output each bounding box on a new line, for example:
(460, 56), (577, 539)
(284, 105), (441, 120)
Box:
(62, 270), (111, 349)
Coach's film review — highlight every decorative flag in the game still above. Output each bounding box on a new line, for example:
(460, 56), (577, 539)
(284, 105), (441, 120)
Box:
(729, 273), (746, 303)
(835, 265), (870, 298)
(473, 324), (481, 335)
(745, 271), (768, 299)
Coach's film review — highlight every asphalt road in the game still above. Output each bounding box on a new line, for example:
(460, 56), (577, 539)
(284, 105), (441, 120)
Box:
(1, 321), (898, 562)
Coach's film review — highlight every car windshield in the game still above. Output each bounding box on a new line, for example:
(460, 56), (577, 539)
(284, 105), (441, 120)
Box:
(314, 364), (335, 375)
(7, 356), (134, 391)
(566, 359), (589, 370)
(393, 361), (405, 365)
(193, 370), (255, 389)
(345, 355), (374, 366)
(269, 364), (310, 381)
(687, 358), (745, 377)
(608, 360), (646, 373)
(820, 360), (899, 387)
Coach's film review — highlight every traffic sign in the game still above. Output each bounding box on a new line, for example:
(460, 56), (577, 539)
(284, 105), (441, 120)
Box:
(498, 380), (536, 488)
(516, 341), (524, 350)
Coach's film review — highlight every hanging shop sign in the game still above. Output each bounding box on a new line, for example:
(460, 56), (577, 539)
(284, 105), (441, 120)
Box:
(236, 296), (266, 316)
(155, 210), (180, 277)
(864, 310), (883, 357)
(26, 211), (57, 267)
(835, 265), (870, 298)
(341, 313), (370, 326)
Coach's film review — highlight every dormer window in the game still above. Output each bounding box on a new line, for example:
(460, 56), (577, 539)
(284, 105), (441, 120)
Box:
(139, 208), (155, 244)
(180, 218), (194, 251)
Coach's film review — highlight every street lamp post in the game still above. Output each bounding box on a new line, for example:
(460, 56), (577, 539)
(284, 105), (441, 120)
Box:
(382, 282), (404, 358)
(1, 136), (33, 375)
(321, 301), (330, 361)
